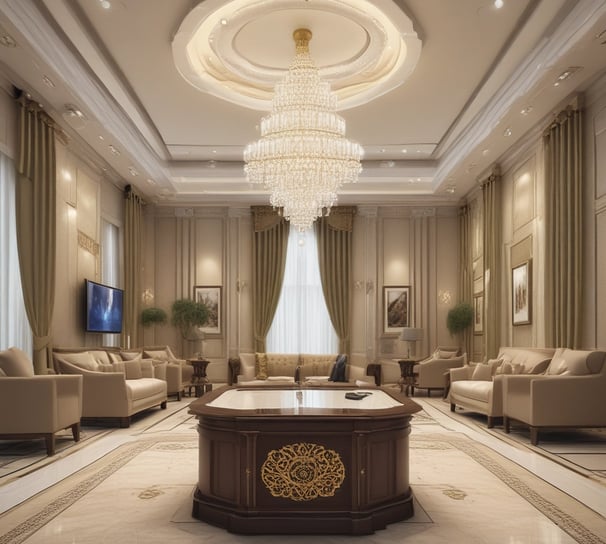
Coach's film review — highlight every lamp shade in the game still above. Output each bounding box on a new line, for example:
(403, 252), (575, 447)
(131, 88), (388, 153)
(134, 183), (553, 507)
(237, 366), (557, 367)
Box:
(399, 327), (423, 342)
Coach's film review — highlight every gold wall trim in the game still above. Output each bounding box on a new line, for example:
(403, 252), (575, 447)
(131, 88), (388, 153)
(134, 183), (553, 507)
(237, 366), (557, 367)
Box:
(78, 230), (99, 256)
(261, 442), (345, 501)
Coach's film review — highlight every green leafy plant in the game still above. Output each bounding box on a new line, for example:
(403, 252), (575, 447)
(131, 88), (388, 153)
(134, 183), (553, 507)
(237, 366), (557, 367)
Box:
(171, 299), (209, 340)
(446, 302), (474, 336)
(140, 307), (167, 328)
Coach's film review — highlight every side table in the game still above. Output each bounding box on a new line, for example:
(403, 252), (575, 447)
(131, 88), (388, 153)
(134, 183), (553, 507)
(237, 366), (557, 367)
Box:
(187, 359), (212, 397)
(397, 358), (423, 396)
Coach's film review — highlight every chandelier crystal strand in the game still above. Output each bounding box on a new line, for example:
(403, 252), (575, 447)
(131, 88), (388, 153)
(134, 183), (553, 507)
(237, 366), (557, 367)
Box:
(244, 28), (363, 231)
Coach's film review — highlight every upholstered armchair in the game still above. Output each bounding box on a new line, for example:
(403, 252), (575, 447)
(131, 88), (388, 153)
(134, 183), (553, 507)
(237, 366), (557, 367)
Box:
(503, 349), (606, 445)
(0, 347), (83, 456)
(413, 347), (465, 396)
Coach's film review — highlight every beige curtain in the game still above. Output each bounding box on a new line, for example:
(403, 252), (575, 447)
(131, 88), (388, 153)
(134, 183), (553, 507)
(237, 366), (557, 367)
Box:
(458, 204), (473, 357)
(481, 167), (502, 359)
(543, 106), (582, 348)
(15, 93), (56, 374)
(316, 207), (355, 354)
(123, 185), (143, 349)
(252, 206), (289, 353)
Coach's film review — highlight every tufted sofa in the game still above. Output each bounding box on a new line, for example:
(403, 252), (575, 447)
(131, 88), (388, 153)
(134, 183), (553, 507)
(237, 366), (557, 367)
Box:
(53, 347), (167, 427)
(228, 353), (376, 387)
(503, 348), (606, 444)
(449, 347), (556, 427)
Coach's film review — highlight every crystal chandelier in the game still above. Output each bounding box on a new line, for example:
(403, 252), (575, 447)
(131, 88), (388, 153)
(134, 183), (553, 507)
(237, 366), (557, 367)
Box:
(244, 28), (363, 231)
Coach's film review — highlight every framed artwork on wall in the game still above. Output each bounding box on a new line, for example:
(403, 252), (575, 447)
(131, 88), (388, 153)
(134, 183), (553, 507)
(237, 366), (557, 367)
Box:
(383, 286), (410, 333)
(512, 261), (531, 326)
(474, 293), (484, 335)
(193, 285), (221, 335)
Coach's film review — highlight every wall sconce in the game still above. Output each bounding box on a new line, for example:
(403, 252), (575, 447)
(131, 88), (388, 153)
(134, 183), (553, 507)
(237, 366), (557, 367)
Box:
(354, 280), (374, 294)
(236, 279), (248, 293)
(142, 288), (154, 305)
(438, 290), (452, 305)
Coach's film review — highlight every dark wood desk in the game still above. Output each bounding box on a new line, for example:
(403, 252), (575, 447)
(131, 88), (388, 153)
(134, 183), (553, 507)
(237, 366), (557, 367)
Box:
(189, 386), (422, 535)
(186, 359), (211, 397)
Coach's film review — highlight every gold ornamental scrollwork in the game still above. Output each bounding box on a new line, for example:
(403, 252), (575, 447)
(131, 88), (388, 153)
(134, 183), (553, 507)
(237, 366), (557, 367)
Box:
(261, 442), (345, 502)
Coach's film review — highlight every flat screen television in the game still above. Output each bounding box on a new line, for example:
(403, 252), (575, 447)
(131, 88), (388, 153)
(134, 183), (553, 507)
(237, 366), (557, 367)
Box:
(85, 279), (124, 334)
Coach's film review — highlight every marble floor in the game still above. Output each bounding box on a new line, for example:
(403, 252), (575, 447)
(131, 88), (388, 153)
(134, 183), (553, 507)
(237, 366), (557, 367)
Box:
(0, 392), (605, 543)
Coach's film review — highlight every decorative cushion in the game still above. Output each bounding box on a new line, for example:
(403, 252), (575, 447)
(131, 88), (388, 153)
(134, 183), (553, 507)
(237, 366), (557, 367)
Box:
(55, 351), (99, 372)
(499, 362), (513, 375)
(255, 352), (268, 380)
(0, 347), (34, 377)
(89, 350), (111, 365)
(143, 348), (170, 361)
(108, 351), (122, 363)
(329, 354), (348, 382)
(472, 363), (493, 381)
(547, 348), (593, 376)
(239, 353), (256, 381)
(437, 349), (458, 359)
(120, 350), (142, 361)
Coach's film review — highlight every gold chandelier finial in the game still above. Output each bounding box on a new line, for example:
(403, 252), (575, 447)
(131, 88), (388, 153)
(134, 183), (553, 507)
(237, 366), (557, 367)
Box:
(293, 28), (312, 49)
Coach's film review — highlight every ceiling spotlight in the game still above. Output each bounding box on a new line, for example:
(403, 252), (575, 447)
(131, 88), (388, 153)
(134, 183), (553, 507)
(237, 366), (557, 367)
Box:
(503, 127), (512, 137)
(446, 185), (456, 194)
(64, 104), (85, 120)
(99, 0), (111, 9)
(108, 144), (120, 156)
(401, 149), (408, 154)
(553, 66), (581, 86)
(220, 18), (228, 25)
(146, 178), (156, 185)
(494, 0), (504, 8)
(128, 167), (138, 177)
(482, 148), (490, 156)
(520, 106), (533, 116)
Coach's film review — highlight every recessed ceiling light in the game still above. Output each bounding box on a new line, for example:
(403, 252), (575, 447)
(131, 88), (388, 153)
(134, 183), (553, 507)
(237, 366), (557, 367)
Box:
(504, 127), (512, 137)
(482, 149), (490, 156)
(99, 0), (111, 9)
(416, 178), (421, 182)
(520, 106), (533, 115)
(98, 135), (105, 141)
(401, 149), (407, 154)
(494, 0), (504, 9)
(553, 66), (581, 86)
(128, 167), (138, 177)
(108, 145), (120, 156)
(446, 185), (456, 194)
(220, 18), (228, 25)
(64, 104), (85, 120)
(380, 148), (386, 153)
(146, 178), (156, 185)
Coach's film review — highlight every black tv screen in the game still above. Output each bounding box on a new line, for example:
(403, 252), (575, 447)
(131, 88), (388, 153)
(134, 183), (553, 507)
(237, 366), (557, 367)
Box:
(85, 279), (124, 334)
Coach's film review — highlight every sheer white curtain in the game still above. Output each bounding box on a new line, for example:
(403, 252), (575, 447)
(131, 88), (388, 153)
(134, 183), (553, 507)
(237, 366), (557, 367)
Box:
(267, 227), (338, 354)
(0, 152), (32, 353)
(101, 219), (120, 346)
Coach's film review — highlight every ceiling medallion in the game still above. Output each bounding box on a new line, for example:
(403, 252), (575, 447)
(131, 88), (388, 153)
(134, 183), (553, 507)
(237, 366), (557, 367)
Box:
(172, 0), (422, 111)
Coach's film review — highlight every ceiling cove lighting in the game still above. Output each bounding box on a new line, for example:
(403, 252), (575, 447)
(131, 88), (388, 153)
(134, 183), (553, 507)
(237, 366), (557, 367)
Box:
(243, 28), (363, 231)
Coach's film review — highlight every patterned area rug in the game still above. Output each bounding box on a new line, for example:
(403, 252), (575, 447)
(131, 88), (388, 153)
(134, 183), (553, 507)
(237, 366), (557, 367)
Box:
(425, 397), (606, 486)
(1, 404), (605, 544)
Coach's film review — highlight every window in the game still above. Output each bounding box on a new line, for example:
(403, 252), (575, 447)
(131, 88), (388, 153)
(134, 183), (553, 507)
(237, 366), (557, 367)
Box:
(0, 152), (32, 353)
(266, 227), (338, 353)
(101, 218), (120, 346)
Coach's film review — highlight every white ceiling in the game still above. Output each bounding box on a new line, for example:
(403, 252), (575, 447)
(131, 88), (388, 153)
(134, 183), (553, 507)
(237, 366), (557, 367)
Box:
(0, 0), (605, 208)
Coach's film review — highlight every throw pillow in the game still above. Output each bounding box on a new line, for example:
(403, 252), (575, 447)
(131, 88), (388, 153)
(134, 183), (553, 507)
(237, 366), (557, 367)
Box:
(89, 350), (111, 365)
(500, 362), (513, 375)
(120, 350), (142, 361)
(56, 352), (99, 372)
(255, 352), (268, 380)
(438, 349), (457, 359)
(108, 351), (122, 363)
(329, 354), (348, 382)
(472, 363), (492, 381)
(559, 349), (592, 376)
(0, 347), (34, 377)
(239, 353), (256, 381)
(143, 349), (170, 361)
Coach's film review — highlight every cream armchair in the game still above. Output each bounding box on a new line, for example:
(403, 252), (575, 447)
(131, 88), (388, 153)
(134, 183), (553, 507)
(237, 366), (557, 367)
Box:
(503, 349), (606, 445)
(0, 347), (83, 456)
(413, 347), (465, 396)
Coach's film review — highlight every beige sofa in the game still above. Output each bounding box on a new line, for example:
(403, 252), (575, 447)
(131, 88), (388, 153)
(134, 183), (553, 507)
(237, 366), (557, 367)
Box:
(503, 348), (606, 444)
(0, 347), (83, 455)
(449, 347), (555, 428)
(228, 353), (376, 387)
(53, 348), (167, 427)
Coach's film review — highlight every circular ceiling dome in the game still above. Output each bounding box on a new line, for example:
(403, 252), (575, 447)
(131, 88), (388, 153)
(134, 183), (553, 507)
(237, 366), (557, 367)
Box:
(172, 0), (422, 111)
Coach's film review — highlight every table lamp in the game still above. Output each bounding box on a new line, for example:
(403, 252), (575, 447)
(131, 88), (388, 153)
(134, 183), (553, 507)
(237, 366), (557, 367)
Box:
(399, 327), (424, 358)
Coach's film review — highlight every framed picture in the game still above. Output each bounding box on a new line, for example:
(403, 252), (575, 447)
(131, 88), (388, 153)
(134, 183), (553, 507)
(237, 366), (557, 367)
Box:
(383, 286), (410, 333)
(474, 293), (484, 335)
(193, 286), (221, 335)
(512, 261), (531, 325)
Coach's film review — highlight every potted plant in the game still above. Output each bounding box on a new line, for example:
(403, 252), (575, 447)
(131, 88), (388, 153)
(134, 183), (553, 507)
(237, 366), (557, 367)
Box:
(140, 307), (168, 328)
(446, 302), (473, 337)
(171, 299), (209, 358)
